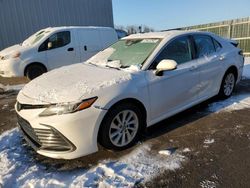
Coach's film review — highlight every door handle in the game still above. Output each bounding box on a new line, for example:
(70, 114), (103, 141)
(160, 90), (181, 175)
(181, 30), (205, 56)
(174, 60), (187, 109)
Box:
(189, 66), (198, 71)
(67, 48), (74, 51)
(219, 55), (225, 61)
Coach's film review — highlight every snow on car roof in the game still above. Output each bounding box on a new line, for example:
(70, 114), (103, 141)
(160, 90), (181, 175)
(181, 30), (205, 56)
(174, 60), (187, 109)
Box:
(123, 30), (183, 39)
(44, 26), (114, 32)
(123, 30), (205, 40)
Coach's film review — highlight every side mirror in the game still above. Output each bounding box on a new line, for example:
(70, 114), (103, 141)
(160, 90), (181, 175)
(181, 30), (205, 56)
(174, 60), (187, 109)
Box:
(47, 42), (53, 49)
(155, 59), (177, 76)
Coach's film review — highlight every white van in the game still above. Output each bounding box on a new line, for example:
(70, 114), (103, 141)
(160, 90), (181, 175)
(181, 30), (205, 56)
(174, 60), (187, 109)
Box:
(0, 26), (118, 79)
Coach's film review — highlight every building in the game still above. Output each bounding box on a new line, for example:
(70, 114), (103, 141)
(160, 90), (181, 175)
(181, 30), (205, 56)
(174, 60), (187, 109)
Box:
(0, 0), (114, 50)
(182, 17), (250, 56)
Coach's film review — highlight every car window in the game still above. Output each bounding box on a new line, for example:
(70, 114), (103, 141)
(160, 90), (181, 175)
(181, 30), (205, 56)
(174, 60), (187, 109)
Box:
(48, 31), (71, 49)
(213, 39), (222, 51)
(38, 31), (70, 52)
(154, 36), (192, 66)
(194, 35), (216, 58)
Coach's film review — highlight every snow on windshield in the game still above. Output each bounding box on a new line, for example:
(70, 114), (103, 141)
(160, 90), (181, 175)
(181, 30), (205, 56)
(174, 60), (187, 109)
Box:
(87, 39), (160, 71)
(22, 29), (50, 46)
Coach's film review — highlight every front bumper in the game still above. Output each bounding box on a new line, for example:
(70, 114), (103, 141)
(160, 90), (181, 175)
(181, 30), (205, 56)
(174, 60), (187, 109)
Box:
(0, 58), (23, 77)
(16, 104), (107, 159)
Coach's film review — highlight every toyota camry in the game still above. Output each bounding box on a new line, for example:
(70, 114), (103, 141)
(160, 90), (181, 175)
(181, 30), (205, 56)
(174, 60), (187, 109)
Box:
(16, 30), (244, 159)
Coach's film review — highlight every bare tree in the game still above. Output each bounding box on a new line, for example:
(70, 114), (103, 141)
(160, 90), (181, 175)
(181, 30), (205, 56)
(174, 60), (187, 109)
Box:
(115, 25), (155, 35)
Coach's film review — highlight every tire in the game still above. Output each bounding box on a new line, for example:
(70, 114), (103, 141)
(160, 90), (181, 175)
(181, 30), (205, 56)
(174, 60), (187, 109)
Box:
(98, 103), (143, 150)
(25, 64), (46, 80)
(218, 71), (236, 99)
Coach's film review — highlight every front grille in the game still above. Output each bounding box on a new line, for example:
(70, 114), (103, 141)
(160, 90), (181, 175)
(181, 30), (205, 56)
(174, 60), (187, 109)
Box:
(17, 115), (75, 152)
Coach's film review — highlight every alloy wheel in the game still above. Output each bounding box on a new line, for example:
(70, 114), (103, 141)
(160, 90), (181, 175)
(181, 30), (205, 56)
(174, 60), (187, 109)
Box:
(109, 110), (139, 147)
(223, 73), (235, 96)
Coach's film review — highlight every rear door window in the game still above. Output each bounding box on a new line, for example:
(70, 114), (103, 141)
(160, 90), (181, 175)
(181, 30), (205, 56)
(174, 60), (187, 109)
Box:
(213, 39), (222, 51)
(193, 35), (216, 58)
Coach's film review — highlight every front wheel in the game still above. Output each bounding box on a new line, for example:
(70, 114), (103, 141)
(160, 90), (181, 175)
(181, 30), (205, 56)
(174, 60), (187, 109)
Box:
(219, 71), (236, 99)
(98, 103), (143, 150)
(25, 64), (47, 80)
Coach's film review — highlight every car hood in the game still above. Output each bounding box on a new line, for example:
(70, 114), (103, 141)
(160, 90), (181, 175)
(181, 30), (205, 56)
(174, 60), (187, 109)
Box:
(18, 63), (133, 104)
(0, 44), (30, 56)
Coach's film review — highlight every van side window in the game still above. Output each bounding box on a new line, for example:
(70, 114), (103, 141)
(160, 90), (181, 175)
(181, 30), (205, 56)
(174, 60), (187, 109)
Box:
(153, 36), (192, 66)
(193, 35), (215, 58)
(38, 31), (70, 52)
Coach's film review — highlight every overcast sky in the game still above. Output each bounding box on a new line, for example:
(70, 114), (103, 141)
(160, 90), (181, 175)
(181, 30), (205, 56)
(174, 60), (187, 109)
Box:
(112, 0), (250, 30)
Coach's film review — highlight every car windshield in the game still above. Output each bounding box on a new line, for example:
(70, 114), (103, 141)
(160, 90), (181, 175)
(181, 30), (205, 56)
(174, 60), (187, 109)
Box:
(87, 38), (161, 69)
(22, 29), (51, 46)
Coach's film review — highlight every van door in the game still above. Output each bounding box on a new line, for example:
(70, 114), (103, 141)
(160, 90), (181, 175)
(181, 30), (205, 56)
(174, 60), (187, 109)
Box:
(99, 29), (118, 49)
(76, 29), (103, 62)
(45, 31), (78, 69)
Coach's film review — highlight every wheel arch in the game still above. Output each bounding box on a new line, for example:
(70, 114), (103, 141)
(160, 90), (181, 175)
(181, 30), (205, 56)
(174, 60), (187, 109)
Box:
(225, 65), (238, 80)
(24, 62), (47, 76)
(97, 98), (148, 142)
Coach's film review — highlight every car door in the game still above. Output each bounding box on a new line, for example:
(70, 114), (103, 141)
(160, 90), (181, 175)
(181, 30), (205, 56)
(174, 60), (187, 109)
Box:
(76, 29), (103, 62)
(192, 34), (224, 99)
(44, 31), (78, 69)
(146, 36), (200, 121)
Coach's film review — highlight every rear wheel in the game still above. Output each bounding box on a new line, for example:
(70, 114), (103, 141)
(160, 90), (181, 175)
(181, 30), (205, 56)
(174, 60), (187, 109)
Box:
(25, 64), (46, 80)
(219, 71), (236, 99)
(98, 103), (143, 150)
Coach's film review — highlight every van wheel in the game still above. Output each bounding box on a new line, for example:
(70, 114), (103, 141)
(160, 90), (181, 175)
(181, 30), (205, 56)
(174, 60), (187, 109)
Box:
(98, 103), (143, 150)
(219, 71), (236, 99)
(25, 64), (46, 80)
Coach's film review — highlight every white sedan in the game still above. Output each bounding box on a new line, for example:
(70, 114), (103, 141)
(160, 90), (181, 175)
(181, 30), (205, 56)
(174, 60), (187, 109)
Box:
(16, 31), (244, 159)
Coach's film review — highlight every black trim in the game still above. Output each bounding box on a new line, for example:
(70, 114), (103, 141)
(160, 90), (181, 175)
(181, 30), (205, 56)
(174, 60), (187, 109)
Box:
(16, 101), (50, 111)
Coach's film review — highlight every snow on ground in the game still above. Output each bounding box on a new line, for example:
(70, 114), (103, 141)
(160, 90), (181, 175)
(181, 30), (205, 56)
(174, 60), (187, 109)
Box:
(0, 129), (186, 188)
(207, 94), (250, 112)
(0, 83), (25, 92)
(204, 139), (215, 144)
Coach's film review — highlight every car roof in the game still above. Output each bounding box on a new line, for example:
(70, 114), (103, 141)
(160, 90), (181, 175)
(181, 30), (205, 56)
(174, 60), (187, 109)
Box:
(123, 30), (212, 40)
(43, 26), (114, 32)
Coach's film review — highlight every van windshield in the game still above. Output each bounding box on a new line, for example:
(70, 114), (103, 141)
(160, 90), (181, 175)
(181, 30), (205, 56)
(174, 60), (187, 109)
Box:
(87, 38), (161, 69)
(22, 29), (51, 46)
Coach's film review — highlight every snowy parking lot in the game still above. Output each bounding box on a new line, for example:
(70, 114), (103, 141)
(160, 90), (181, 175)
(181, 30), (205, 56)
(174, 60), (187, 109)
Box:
(0, 59), (250, 187)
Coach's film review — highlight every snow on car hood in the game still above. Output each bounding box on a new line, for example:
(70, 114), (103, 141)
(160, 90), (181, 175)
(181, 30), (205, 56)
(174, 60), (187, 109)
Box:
(0, 44), (29, 57)
(19, 63), (132, 104)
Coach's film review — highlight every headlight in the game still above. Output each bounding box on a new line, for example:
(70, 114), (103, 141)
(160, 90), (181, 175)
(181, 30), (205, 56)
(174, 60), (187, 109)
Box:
(2, 52), (21, 60)
(39, 97), (97, 117)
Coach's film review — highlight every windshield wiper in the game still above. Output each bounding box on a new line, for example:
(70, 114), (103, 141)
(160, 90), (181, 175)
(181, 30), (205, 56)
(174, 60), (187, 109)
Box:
(105, 65), (121, 70)
(88, 62), (98, 67)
